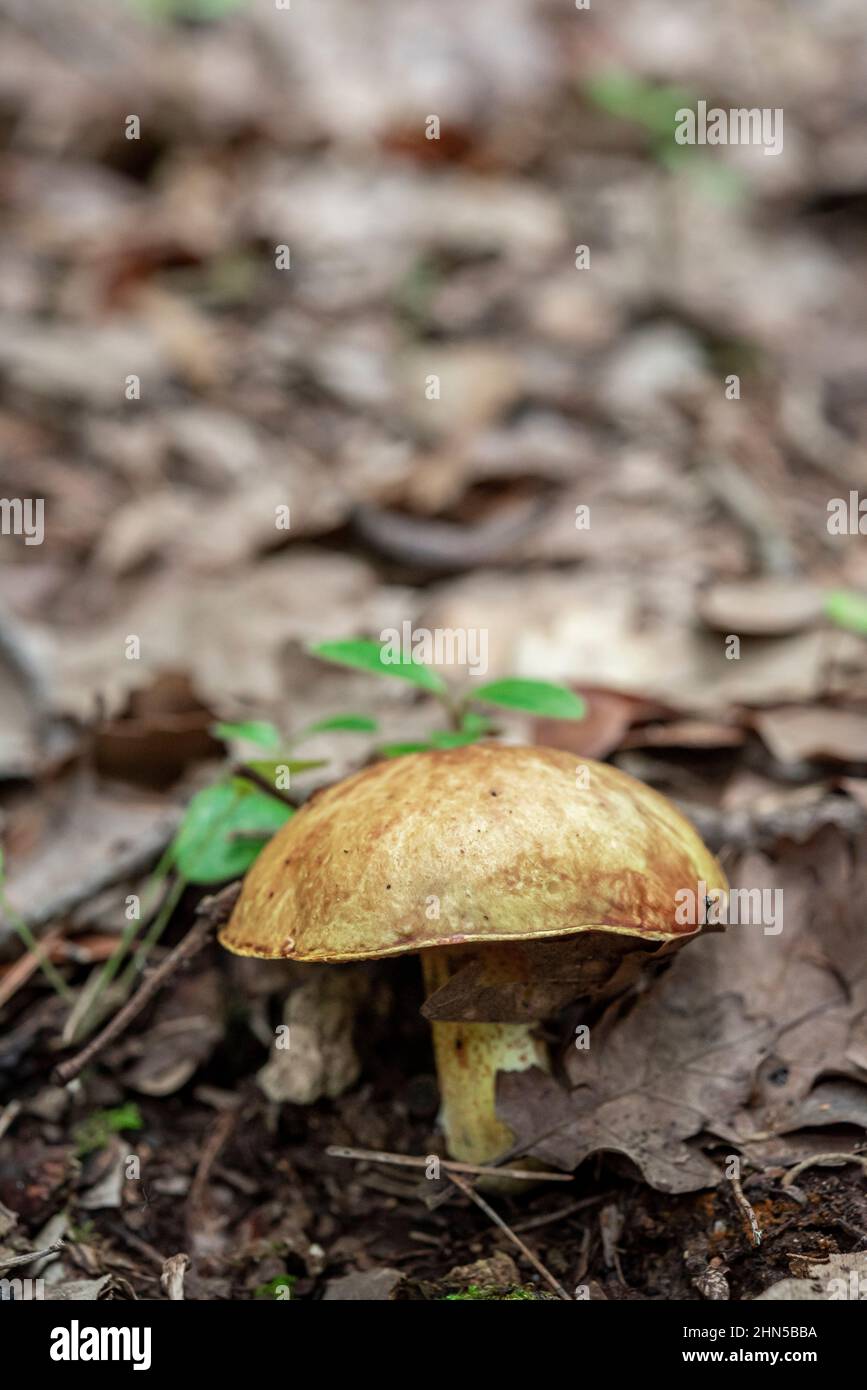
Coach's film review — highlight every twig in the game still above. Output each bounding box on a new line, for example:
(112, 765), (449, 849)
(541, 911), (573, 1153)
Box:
(0, 1099), (22, 1142)
(0, 928), (66, 1011)
(0, 890), (72, 1001)
(235, 764), (299, 809)
(729, 1175), (762, 1247)
(187, 1110), (237, 1216)
(781, 1153), (867, 1188)
(0, 1238), (65, 1273)
(325, 1145), (572, 1184)
(512, 1193), (611, 1234)
(53, 882), (241, 1087)
(445, 1169), (572, 1301)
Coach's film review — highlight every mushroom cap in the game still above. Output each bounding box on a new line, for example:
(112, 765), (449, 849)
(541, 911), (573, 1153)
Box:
(218, 743), (727, 963)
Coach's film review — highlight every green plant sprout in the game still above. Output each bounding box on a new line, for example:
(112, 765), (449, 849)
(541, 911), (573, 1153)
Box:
(585, 71), (746, 202)
(73, 1101), (143, 1157)
(824, 588), (867, 636)
(254, 1274), (296, 1300)
(310, 638), (586, 753)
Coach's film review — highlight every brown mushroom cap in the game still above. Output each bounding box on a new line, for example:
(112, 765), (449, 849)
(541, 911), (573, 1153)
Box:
(218, 743), (726, 963)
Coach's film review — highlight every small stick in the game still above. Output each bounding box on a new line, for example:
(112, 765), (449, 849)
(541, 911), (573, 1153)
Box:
(446, 1169), (572, 1301)
(187, 1110), (236, 1217)
(235, 764), (299, 809)
(0, 1099), (22, 1142)
(325, 1145), (572, 1184)
(512, 1193), (612, 1234)
(0, 1238), (65, 1273)
(53, 883), (241, 1087)
(729, 1174), (762, 1247)
(781, 1153), (867, 1188)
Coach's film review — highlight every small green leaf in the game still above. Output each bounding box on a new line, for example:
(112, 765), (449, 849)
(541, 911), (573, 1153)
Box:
(427, 730), (486, 749)
(300, 714), (379, 735)
(377, 742), (433, 759)
(247, 759), (327, 781)
(460, 711), (494, 735)
(585, 72), (695, 139)
(472, 679), (586, 721)
(172, 783), (292, 884)
(74, 1102), (143, 1157)
(310, 639), (447, 694)
(825, 588), (867, 636)
(212, 720), (281, 748)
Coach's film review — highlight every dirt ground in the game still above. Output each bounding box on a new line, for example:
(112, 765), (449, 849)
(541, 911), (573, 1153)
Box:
(1, 0), (866, 1301)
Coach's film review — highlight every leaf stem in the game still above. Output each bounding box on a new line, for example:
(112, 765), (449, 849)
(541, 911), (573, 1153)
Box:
(0, 886), (73, 1001)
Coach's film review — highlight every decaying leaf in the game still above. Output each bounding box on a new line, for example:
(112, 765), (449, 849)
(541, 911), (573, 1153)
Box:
(498, 826), (867, 1192)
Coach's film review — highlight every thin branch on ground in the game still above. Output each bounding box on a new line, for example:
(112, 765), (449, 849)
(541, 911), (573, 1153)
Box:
(325, 1144), (572, 1184)
(781, 1153), (867, 1188)
(187, 1110), (237, 1219)
(235, 764), (299, 809)
(445, 1168), (573, 1301)
(728, 1174), (762, 1247)
(53, 882), (241, 1087)
(0, 1238), (65, 1273)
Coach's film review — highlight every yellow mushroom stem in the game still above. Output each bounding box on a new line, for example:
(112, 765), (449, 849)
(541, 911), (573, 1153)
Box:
(421, 946), (550, 1169)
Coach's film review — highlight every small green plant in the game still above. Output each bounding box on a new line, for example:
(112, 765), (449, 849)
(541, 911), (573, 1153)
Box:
(254, 1274), (296, 1300)
(585, 71), (746, 200)
(310, 638), (585, 755)
(824, 588), (867, 636)
(74, 1102), (143, 1157)
(129, 0), (244, 21)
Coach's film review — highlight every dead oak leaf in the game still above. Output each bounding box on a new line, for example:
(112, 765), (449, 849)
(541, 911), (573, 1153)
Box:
(498, 973), (765, 1193)
(499, 826), (867, 1192)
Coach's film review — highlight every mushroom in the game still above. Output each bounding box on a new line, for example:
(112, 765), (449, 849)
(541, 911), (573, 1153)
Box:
(219, 744), (727, 1170)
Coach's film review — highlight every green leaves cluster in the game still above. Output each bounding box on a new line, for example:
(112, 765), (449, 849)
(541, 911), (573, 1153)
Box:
(310, 638), (585, 757)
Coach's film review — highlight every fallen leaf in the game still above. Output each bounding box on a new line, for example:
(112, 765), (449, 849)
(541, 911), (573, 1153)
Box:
(752, 705), (867, 764)
(698, 579), (823, 636)
(499, 826), (867, 1191)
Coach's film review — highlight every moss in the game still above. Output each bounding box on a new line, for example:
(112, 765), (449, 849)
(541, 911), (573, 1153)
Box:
(254, 1275), (296, 1300)
(443, 1283), (537, 1301)
(73, 1102), (143, 1157)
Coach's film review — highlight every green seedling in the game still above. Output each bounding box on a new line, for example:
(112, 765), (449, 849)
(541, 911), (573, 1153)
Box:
(74, 1102), (143, 1157)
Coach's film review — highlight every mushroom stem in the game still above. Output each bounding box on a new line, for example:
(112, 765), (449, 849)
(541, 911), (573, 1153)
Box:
(421, 948), (549, 1169)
